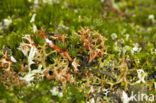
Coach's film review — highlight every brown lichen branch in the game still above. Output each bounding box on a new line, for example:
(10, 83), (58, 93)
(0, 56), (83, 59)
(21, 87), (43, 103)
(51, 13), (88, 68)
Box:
(36, 28), (73, 62)
(77, 27), (107, 63)
(0, 70), (25, 88)
(111, 58), (136, 90)
(50, 34), (67, 43)
(36, 28), (79, 72)
(0, 51), (16, 71)
(43, 57), (75, 85)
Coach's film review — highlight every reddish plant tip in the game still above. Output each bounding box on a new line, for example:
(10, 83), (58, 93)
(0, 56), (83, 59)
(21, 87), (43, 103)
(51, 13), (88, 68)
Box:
(36, 28), (73, 62)
(37, 28), (47, 39)
(64, 51), (73, 62)
(0, 65), (6, 67)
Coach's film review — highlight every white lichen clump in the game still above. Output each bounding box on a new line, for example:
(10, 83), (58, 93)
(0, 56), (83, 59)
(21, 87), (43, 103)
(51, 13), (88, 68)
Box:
(50, 87), (63, 97)
(0, 17), (12, 30)
(30, 14), (37, 33)
(132, 69), (146, 85)
(34, 0), (39, 5)
(3, 17), (12, 28)
(10, 56), (17, 63)
(71, 58), (80, 72)
(45, 38), (53, 47)
(111, 33), (117, 40)
(102, 89), (110, 97)
(87, 98), (95, 103)
(28, 0), (60, 5)
(20, 64), (45, 84)
(131, 43), (142, 54)
(43, 0), (53, 5)
(18, 35), (38, 71)
(18, 35), (45, 85)
(148, 14), (155, 20)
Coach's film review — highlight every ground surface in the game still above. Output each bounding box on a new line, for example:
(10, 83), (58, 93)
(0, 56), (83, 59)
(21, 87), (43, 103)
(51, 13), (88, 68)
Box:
(0, 0), (156, 103)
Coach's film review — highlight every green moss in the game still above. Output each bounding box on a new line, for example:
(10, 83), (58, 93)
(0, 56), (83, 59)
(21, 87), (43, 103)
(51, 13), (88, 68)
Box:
(0, 0), (156, 102)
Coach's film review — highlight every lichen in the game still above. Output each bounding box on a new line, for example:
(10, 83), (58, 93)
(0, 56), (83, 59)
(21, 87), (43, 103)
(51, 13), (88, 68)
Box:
(0, 0), (156, 103)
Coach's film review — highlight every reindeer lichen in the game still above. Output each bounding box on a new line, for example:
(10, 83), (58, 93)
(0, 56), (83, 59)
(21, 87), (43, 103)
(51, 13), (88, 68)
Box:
(0, 0), (156, 103)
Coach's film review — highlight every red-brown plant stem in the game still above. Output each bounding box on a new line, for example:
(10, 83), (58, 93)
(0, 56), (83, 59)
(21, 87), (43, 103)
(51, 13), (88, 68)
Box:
(37, 28), (73, 62)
